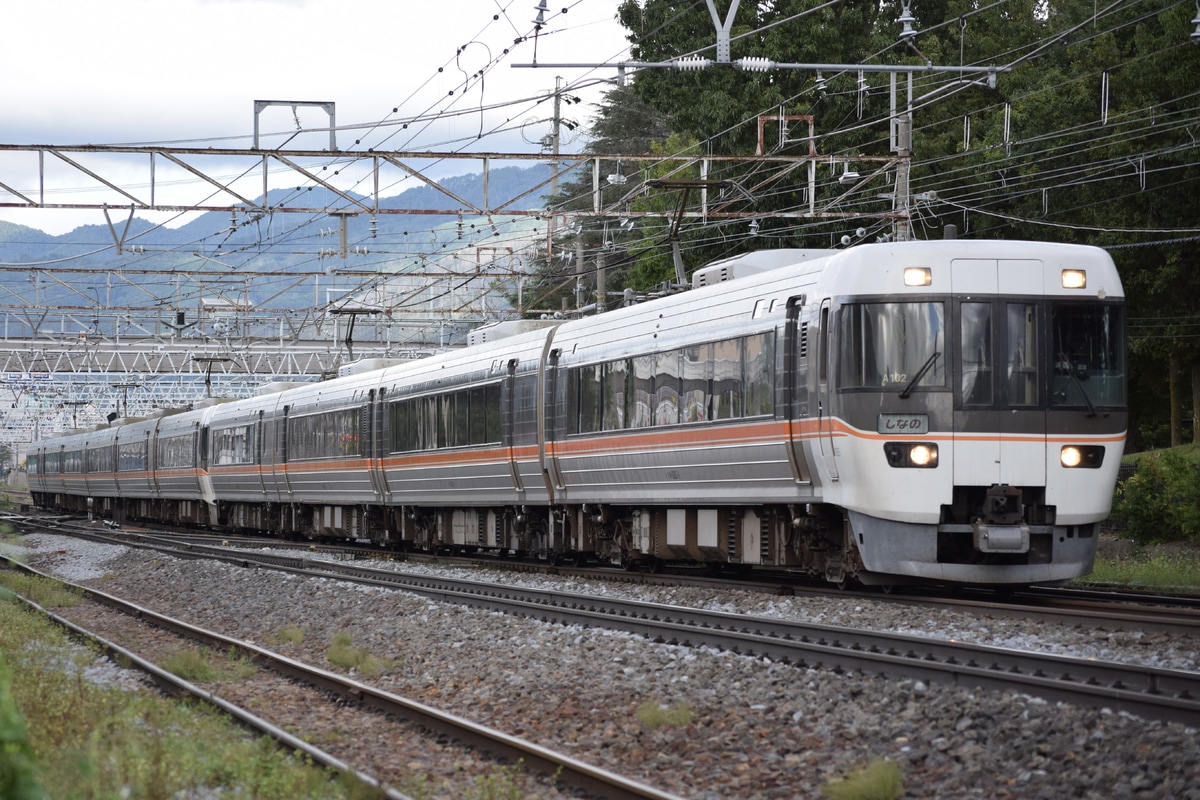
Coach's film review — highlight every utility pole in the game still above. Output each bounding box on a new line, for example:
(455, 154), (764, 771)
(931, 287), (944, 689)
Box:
(891, 72), (914, 242)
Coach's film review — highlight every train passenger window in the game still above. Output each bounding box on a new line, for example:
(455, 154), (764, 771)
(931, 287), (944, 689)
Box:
(1006, 303), (1039, 406)
(681, 344), (711, 423)
(87, 447), (113, 473)
(389, 401), (413, 452)
(480, 384), (502, 444)
(512, 374), (539, 445)
(1051, 303), (1125, 408)
(602, 360), (627, 431)
(960, 302), (993, 405)
(571, 365), (603, 434)
(744, 332), (776, 416)
(287, 409), (359, 459)
(26, 454), (39, 475)
(157, 435), (194, 469)
(841, 302), (946, 392)
(64, 450), (83, 473)
(212, 425), (254, 465)
(630, 355), (655, 429)
(118, 441), (148, 471)
(712, 339), (742, 420)
(654, 350), (681, 426)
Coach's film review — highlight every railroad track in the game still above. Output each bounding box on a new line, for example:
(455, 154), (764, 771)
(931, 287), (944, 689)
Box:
(18, 518), (1200, 728)
(0, 555), (683, 800)
(20, 512), (1200, 633)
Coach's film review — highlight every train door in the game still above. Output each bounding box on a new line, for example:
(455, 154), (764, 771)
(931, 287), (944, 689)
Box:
(368, 388), (391, 500)
(540, 348), (565, 500)
(503, 359), (525, 492)
(148, 419), (163, 495)
(953, 259), (1046, 487)
(816, 299), (839, 481)
(784, 295), (812, 483)
(254, 410), (268, 494)
(277, 405), (294, 499)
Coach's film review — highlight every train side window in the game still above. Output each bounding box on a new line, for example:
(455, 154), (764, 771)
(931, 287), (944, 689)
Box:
(655, 350), (682, 426)
(960, 302), (993, 405)
(86, 446), (113, 472)
(118, 441), (148, 471)
(157, 435), (194, 469)
(630, 354), (655, 429)
(712, 339), (742, 420)
(387, 400), (411, 452)
(601, 359), (627, 431)
(744, 332), (775, 416)
(681, 344), (711, 423)
(571, 365), (602, 434)
(512, 374), (539, 445)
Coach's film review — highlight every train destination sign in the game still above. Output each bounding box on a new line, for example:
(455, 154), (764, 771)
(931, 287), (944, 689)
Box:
(877, 413), (929, 435)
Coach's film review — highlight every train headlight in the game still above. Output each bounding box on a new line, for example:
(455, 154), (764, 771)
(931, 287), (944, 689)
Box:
(1061, 269), (1087, 289)
(884, 442), (938, 468)
(904, 267), (932, 287)
(1060, 445), (1104, 469)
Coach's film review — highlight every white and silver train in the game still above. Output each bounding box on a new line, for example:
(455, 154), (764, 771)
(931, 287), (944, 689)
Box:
(28, 239), (1127, 586)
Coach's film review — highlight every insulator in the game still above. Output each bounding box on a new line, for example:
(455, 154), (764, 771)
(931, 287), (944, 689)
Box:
(737, 57), (774, 72)
(675, 56), (711, 71)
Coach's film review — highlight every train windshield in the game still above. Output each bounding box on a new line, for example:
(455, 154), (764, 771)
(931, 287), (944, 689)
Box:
(1051, 303), (1125, 409)
(839, 302), (946, 391)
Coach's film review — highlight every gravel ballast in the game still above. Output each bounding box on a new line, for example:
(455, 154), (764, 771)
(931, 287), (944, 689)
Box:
(5, 533), (1198, 799)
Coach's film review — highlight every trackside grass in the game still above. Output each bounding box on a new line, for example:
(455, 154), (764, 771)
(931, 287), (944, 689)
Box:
(0, 573), (376, 799)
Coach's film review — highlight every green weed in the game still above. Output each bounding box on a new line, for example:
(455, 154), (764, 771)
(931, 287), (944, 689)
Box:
(161, 646), (258, 682)
(635, 700), (694, 729)
(0, 598), (365, 799)
(274, 624), (305, 645)
(326, 630), (390, 676)
(0, 572), (82, 608)
(821, 758), (905, 800)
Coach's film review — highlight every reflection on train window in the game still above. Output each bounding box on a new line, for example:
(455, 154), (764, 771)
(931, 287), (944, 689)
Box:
(960, 302), (992, 405)
(118, 441), (148, 471)
(211, 425), (255, 466)
(841, 302), (946, 392)
(87, 446), (114, 473)
(631, 355), (655, 428)
(64, 450), (83, 473)
(1052, 303), (1125, 408)
(388, 383), (501, 452)
(26, 454), (40, 475)
(567, 332), (776, 435)
(157, 434), (195, 469)
(288, 409), (360, 460)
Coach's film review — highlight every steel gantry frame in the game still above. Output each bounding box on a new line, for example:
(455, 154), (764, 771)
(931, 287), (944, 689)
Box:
(0, 140), (893, 453)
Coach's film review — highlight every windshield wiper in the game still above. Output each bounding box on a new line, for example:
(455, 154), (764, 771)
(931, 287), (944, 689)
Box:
(1057, 352), (1097, 417)
(900, 352), (940, 399)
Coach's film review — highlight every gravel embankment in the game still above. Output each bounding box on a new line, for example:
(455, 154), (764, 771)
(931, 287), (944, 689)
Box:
(5, 533), (1199, 800)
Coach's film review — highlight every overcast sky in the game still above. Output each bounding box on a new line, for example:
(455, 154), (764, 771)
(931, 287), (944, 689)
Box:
(1, 0), (632, 234)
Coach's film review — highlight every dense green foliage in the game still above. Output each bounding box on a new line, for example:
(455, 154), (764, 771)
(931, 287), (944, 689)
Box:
(1111, 448), (1200, 543)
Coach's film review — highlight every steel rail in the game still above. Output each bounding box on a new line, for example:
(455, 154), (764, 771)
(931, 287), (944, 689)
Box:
(0, 562), (413, 800)
(0, 554), (684, 800)
(33, 523), (1200, 729)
